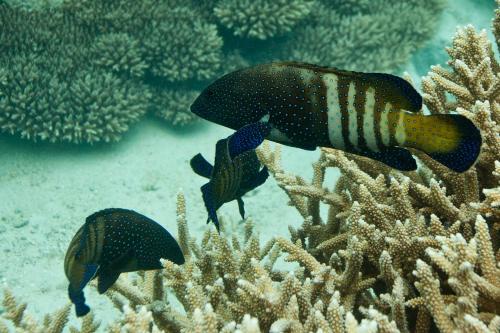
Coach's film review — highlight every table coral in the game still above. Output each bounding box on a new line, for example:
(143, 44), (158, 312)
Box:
(214, 0), (315, 40)
(280, 0), (446, 73)
(0, 3), (150, 144)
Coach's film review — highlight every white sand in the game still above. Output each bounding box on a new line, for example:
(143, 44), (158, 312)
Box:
(0, 118), (318, 329)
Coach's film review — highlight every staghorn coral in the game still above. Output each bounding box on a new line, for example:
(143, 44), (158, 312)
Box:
(91, 33), (147, 78)
(412, 216), (500, 333)
(0, 288), (73, 333)
(96, 192), (400, 332)
(214, 0), (315, 40)
(5, 192), (396, 332)
(255, 5), (500, 331)
(0, 0), (222, 139)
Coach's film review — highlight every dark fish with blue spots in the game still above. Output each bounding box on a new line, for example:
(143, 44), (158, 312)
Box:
(190, 61), (482, 172)
(190, 122), (271, 231)
(64, 208), (185, 317)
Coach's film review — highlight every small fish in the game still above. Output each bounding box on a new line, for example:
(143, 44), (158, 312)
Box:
(190, 61), (482, 172)
(64, 208), (185, 317)
(190, 122), (271, 231)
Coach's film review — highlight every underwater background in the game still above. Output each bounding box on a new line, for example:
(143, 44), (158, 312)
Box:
(0, 0), (498, 332)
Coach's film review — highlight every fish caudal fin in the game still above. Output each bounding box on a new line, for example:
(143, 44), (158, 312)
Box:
(404, 114), (482, 172)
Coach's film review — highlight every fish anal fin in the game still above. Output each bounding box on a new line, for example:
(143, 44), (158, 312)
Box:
(356, 147), (417, 171)
(97, 268), (121, 294)
(190, 153), (213, 178)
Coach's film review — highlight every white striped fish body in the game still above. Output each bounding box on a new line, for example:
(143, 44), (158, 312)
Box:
(260, 62), (423, 155)
(192, 61), (481, 172)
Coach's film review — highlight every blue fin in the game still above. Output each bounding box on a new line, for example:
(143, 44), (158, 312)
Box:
(201, 183), (220, 232)
(228, 122), (271, 159)
(68, 285), (90, 317)
(237, 197), (245, 219)
(357, 147), (417, 171)
(423, 114), (482, 172)
(190, 153), (213, 178)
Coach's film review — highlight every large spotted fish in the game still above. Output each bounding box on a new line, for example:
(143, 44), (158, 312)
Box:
(64, 208), (185, 317)
(190, 122), (270, 231)
(190, 61), (482, 172)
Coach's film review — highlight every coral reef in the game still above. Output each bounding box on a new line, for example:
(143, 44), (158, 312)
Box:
(5, 3), (498, 333)
(0, 3), (150, 144)
(0, 0), (445, 142)
(255, 7), (500, 331)
(280, 0), (446, 73)
(214, 0), (315, 40)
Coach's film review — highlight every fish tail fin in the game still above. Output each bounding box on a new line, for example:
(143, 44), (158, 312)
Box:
(405, 113), (482, 172)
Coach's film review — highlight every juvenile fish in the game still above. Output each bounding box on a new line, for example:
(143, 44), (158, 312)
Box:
(64, 208), (185, 317)
(190, 122), (270, 231)
(190, 61), (482, 172)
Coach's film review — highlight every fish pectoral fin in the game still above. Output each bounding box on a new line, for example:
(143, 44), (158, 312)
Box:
(97, 268), (121, 294)
(241, 165), (270, 191)
(237, 197), (245, 219)
(356, 147), (417, 171)
(228, 122), (272, 159)
(201, 183), (220, 232)
(190, 153), (213, 178)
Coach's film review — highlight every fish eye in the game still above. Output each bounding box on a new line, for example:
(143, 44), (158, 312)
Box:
(206, 89), (214, 97)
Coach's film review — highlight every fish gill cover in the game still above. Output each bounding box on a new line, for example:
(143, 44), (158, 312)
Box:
(0, 0), (445, 144)
(1, 2), (499, 331)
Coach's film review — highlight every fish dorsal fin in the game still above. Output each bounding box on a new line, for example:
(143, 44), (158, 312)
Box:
(273, 61), (422, 113)
(362, 72), (422, 112)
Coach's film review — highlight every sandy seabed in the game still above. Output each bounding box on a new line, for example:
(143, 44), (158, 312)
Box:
(0, 118), (319, 329)
(0, 0), (494, 330)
